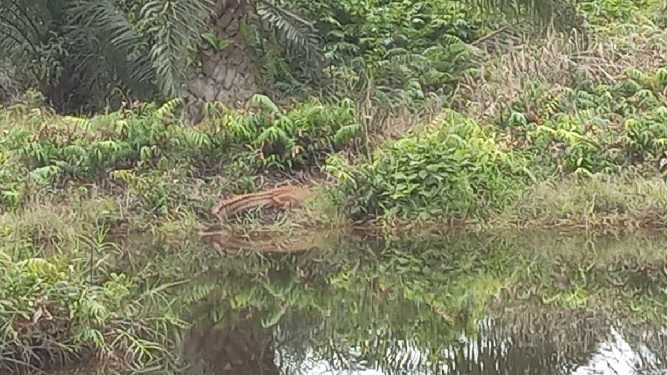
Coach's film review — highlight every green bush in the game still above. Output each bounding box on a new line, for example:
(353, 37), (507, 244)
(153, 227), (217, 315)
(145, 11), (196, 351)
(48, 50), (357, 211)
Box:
(327, 110), (531, 223)
(268, 0), (490, 108)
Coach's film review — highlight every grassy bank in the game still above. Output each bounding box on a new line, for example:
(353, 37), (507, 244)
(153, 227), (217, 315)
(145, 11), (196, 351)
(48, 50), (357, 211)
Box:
(1, 6), (667, 235)
(5, 92), (667, 239)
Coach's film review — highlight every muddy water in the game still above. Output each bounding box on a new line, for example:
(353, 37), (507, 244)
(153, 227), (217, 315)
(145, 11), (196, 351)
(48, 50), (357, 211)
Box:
(174, 233), (667, 375)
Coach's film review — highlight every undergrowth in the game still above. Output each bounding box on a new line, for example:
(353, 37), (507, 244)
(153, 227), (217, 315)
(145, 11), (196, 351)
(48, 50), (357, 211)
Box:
(0, 94), (362, 215)
(0, 237), (187, 373)
(327, 64), (667, 228)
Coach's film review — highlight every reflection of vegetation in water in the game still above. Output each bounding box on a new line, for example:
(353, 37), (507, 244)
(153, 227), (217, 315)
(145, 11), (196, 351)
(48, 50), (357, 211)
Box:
(176, 234), (505, 332)
(172, 233), (667, 373)
(197, 225), (342, 254)
(149, 306), (667, 374)
(517, 235), (667, 315)
(181, 315), (279, 375)
(4, 231), (667, 373)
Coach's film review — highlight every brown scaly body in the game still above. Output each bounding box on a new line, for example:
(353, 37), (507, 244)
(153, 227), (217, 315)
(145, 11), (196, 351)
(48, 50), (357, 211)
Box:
(211, 185), (313, 221)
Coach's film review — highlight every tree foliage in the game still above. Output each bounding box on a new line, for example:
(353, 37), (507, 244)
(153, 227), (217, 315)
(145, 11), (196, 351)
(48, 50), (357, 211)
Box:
(0, 0), (583, 113)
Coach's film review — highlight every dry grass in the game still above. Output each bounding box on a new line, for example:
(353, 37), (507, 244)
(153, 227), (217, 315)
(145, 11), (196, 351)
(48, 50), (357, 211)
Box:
(491, 173), (667, 231)
(457, 15), (667, 122)
(0, 196), (120, 253)
(0, 187), (201, 255)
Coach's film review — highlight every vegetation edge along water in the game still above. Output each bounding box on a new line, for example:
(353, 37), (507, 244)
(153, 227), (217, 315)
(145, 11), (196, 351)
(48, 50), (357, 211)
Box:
(5, 88), (667, 237)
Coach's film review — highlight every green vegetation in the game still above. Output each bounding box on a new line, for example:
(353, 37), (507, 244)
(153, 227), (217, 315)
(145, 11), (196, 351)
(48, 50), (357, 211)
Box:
(0, 93), (363, 372)
(323, 4), (667, 230)
(0, 249), (186, 373)
(0, 94), (361, 215)
(2, 0), (667, 372)
(327, 67), (667, 229)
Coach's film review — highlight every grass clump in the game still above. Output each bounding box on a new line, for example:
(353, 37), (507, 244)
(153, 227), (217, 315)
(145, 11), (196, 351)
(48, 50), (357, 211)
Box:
(0, 243), (186, 373)
(493, 174), (667, 231)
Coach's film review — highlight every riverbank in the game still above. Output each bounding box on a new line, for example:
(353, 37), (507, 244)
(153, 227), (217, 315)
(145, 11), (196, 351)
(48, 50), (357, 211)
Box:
(2, 13), (667, 235)
(4, 102), (667, 240)
(339, 172), (667, 236)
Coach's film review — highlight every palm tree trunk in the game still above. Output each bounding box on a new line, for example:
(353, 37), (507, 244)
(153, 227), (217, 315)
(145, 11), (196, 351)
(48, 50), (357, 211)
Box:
(182, 313), (279, 375)
(184, 0), (259, 123)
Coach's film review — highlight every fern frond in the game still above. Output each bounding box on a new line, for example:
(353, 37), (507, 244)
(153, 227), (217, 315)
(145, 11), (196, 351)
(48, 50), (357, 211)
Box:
(157, 98), (183, 118)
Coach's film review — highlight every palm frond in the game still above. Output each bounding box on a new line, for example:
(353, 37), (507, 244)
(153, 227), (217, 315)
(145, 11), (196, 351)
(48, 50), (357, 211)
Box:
(68, 0), (213, 98)
(64, 27), (158, 110)
(140, 0), (213, 97)
(0, 0), (50, 65)
(66, 0), (156, 88)
(257, 0), (322, 63)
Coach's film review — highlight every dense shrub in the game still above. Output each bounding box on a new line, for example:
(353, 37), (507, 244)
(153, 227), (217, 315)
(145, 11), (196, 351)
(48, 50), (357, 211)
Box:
(315, 0), (486, 95)
(496, 67), (667, 176)
(326, 110), (531, 223)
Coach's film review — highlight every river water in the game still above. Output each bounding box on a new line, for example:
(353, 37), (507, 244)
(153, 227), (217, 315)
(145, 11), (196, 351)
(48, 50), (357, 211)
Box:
(168, 232), (667, 375)
(35, 232), (667, 375)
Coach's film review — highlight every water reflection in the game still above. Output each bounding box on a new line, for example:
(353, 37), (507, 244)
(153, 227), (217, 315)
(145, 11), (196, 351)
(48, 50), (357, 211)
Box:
(182, 315), (278, 375)
(174, 234), (667, 375)
(181, 310), (667, 374)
